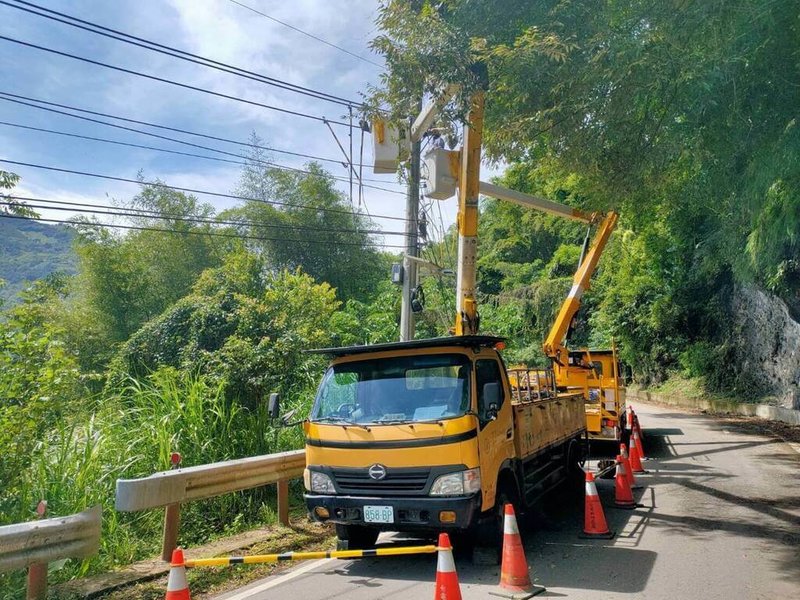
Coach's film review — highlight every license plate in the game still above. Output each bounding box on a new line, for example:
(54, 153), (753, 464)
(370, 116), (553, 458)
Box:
(363, 505), (394, 524)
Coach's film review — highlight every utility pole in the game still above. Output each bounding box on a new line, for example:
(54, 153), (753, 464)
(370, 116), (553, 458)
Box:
(400, 134), (421, 341)
(400, 87), (460, 341)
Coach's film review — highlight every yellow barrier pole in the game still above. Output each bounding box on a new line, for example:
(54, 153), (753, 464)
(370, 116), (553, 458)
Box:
(185, 544), (438, 568)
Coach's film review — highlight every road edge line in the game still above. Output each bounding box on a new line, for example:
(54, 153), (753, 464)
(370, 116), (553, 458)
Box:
(215, 558), (332, 600)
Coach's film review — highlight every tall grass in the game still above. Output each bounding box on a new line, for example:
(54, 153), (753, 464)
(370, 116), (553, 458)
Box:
(0, 367), (311, 599)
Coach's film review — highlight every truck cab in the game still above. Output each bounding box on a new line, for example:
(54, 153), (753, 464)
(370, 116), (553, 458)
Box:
(303, 336), (585, 549)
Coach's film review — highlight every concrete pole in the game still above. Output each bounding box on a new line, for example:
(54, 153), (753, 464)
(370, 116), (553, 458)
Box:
(400, 136), (421, 342)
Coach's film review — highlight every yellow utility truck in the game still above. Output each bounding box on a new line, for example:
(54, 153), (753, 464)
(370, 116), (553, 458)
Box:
(302, 336), (585, 549)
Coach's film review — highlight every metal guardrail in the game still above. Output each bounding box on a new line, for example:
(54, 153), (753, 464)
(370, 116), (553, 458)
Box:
(0, 504), (102, 599)
(115, 449), (306, 560)
(0, 505), (102, 573)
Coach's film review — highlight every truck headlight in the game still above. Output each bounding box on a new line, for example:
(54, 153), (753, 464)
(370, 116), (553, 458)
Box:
(429, 468), (481, 496)
(307, 470), (335, 494)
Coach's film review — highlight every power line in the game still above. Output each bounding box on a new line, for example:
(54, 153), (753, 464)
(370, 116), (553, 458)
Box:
(0, 158), (411, 223)
(3, 195), (409, 237)
(0, 34), (351, 127)
(0, 91), (404, 188)
(0, 210), (406, 249)
(227, 0), (383, 68)
(1, 0), (362, 108)
(0, 117), (403, 192)
(0, 90), (369, 167)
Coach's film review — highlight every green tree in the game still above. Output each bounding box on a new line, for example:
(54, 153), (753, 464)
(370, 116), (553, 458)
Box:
(229, 136), (385, 302)
(0, 170), (38, 218)
(370, 0), (800, 386)
(109, 251), (339, 409)
(74, 182), (225, 345)
(0, 277), (84, 517)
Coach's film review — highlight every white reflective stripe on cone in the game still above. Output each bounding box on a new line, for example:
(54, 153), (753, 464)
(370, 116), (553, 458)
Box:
(167, 566), (188, 592)
(437, 549), (457, 573)
(585, 481), (599, 497)
(618, 461), (628, 476)
(504, 513), (520, 535)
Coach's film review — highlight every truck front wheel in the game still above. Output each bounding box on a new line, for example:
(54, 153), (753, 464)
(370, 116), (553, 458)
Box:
(474, 484), (517, 564)
(335, 524), (379, 550)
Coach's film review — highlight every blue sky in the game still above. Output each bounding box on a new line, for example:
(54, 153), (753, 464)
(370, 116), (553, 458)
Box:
(0, 0), (442, 241)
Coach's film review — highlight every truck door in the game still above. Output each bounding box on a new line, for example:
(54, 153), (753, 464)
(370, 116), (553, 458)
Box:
(474, 355), (515, 511)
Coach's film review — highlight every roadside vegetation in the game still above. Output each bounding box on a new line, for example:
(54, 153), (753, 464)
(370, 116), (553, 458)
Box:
(2, 1), (799, 597)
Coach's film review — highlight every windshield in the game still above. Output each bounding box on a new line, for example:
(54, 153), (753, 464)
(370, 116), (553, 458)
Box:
(311, 353), (471, 425)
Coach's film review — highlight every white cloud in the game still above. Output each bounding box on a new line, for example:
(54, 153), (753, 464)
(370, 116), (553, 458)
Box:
(0, 0), (479, 240)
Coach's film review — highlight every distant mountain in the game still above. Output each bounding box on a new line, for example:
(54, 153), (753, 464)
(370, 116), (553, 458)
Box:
(0, 217), (77, 304)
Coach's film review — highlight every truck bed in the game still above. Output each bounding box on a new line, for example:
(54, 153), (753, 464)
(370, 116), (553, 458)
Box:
(512, 392), (585, 459)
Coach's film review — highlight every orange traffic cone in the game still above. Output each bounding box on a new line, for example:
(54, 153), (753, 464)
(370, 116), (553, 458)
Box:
(625, 405), (634, 433)
(433, 533), (462, 600)
(614, 455), (636, 509)
(633, 415), (647, 459)
(165, 548), (191, 600)
(579, 472), (614, 539)
(620, 443), (641, 489)
(629, 430), (647, 474)
(490, 504), (545, 598)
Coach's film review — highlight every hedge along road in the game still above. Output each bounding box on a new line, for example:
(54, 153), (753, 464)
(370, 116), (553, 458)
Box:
(211, 403), (800, 600)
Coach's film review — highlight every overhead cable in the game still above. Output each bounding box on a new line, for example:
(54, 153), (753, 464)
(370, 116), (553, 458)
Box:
(3, 195), (409, 237)
(0, 91), (382, 171)
(0, 34), (351, 126)
(227, 0), (383, 68)
(0, 158), (411, 223)
(0, 0), (361, 108)
(0, 117), (404, 193)
(0, 211), (406, 249)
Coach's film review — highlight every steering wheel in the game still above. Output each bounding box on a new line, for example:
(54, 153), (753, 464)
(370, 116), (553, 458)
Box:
(335, 402), (356, 417)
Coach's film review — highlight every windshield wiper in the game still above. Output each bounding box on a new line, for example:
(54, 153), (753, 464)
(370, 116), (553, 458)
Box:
(312, 416), (371, 431)
(374, 417), (445, 426)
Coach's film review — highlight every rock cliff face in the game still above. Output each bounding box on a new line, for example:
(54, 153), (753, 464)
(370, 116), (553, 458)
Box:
(732, 285), (800, 409)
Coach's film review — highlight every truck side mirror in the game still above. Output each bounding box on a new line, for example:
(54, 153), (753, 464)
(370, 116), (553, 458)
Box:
(483, 382), (501, 421)
(268, 392), (281, 420)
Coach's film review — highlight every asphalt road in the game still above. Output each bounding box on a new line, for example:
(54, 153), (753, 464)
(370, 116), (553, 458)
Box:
(214, 402), (800, 600)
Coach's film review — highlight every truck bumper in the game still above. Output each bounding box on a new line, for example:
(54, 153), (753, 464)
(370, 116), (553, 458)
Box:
(304, 493), (482, 531)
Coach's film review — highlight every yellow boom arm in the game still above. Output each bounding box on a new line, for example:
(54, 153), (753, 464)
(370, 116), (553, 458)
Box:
(542, 211), (619, 362)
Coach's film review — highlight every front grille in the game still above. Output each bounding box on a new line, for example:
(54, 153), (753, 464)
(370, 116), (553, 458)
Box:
(331, 466), (431, 496)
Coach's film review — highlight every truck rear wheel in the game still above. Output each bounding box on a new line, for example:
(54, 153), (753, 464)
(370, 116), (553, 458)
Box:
(335, 524), (379, 550)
